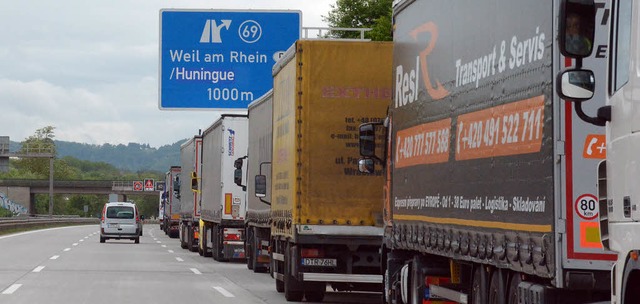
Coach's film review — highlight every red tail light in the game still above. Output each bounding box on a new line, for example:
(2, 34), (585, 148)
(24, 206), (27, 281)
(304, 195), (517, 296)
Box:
(301, 248), (324, 258)
(223, 228), (242, 241)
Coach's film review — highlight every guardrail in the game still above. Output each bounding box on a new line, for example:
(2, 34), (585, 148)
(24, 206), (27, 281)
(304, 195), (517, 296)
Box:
(0, 217), (99, 234)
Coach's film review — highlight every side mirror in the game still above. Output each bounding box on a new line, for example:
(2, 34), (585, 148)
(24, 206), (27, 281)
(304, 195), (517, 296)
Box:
(359, 159), (375, 174)
(191, 172), (198, 191)
(559, 70), (595, 100)
(359, 123), (376, 157)
(559, 0), (596, 58)
(234, 168), (243, 187)
(173, 178), (181, 193)
(255, 175), (267, 198)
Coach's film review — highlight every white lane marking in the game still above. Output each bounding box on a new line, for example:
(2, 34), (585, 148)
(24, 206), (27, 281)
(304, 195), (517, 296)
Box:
(190, 268), (202, 275)
(84, 236), (89, 239)
(72, 243), (79, 246)
(213, 286), (235, 298)
(0, 226), (91, 240)
(2, 284), (22, 295)
(50, 255), (60, 260)
(161, 245), (167, 248)
(168, 250), (174, 253)
(176, 257), (184, 262)
(32, 266), (45, 273)
(79, 239), (84, 242)
(153, 238), (158, 241)
(63, 248), (71, 252)
(156, 241), (161, 244)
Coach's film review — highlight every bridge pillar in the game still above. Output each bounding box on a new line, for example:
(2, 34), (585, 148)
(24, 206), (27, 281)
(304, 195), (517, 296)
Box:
(0, 186), (31, 215)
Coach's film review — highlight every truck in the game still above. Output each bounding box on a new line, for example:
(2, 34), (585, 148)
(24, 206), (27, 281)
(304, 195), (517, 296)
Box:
(178, 135), (202, 252)
(197, 114), (249, 261)
(557, 0), (640, 303)
(162, 166), (181, 238)
(258, 40), (393, 302)
(357, 0), (618, 303)
(234, 90), (274, 273)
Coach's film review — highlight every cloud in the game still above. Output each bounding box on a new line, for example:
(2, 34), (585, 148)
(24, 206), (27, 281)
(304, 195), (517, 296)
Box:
(0, 0), (334, 148)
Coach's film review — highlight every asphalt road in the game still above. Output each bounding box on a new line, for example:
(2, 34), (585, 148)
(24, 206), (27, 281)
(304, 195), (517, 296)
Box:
(0, 225), (381, 304)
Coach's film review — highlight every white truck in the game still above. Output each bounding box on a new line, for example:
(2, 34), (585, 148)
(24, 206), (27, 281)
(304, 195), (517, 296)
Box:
(198, 114), (249, 261)
(162, 166), (181, 238)
(234, 90), (273, 272)
(179, 135), (202, 253)
(357, 0), (618, 303)
(558, 0), (640, 303)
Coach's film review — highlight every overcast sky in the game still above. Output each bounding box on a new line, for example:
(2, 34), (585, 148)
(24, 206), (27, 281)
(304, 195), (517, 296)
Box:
(0, 0), (333, 148)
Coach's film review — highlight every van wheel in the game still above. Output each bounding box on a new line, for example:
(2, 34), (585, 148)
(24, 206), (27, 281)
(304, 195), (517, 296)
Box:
(100, 237), (105, 243)
(135, 237), (140, 244)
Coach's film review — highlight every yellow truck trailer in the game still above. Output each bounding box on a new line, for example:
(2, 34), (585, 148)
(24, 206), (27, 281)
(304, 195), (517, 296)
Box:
(257, 40), (392, 302)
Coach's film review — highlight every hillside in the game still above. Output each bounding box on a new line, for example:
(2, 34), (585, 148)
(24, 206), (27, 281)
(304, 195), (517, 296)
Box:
(10, 139), (187, 173)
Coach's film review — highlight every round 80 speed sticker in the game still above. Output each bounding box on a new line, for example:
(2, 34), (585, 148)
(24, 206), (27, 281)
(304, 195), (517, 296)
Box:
(575, 194), (599, 220)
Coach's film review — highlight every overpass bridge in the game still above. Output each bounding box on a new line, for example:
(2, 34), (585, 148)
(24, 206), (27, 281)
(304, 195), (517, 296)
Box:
(0, 180), (163, 215)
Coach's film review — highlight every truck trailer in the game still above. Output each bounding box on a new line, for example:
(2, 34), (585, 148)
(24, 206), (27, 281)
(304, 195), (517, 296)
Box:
(557, 0), (640, 303)
(179, 135), (202, 253)
(358, 0), (617, 303)
(198, 114), (249, 261)
(235, 90), (274, 273)
(162, 166), (181, 238)
(262, 40), (393, 302)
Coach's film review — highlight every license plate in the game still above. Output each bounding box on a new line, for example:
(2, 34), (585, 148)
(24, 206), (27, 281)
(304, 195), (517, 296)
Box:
(301, 258), (337, 267)
(108, 223), (119, 228)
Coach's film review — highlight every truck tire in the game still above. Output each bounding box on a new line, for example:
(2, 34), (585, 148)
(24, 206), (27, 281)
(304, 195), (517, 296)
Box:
(180, 225), (188, 249)
(304, 282), (326, 302)
(622, 256), (640, 303)
(203, 225), (212, 257)
(188, 226), (197, 252)
(100, 236), (105, 243)
(274, 252), (284, 293)
(284, 243), (303, 301)
(252, 234), (267, 273)
(471, 265), (488, 304)
(246, 228), (254, 270)
(276, 278), (285, 293)
(507, 272), (521, 304)
(134, 237), (140, 244)
(488, 268), (506, 304)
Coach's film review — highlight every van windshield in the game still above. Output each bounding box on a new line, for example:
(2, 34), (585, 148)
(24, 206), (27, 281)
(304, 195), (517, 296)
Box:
(106, 206), (134, 219)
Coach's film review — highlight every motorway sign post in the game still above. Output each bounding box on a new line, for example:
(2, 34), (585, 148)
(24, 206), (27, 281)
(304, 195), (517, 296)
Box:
(159, 10), (301, 110)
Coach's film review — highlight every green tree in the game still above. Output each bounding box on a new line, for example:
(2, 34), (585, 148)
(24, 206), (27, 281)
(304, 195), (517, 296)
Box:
(323, 0), (393, 41)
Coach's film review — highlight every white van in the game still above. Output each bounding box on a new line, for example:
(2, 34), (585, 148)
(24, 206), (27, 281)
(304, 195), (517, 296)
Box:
(100, 202), (141, 243)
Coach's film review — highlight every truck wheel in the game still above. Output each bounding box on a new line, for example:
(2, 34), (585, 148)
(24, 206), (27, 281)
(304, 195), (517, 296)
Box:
(304, 282), (326, 302)
(471, 265), (488, 304)
(180, 226), (188, 249)
(188, 227), (197, 252)
(203, 225), (212, 257)
(100, 236), (105, 243)
(488, 268), (506, 304)
(284, 243), (303, 301)
(246, 228), (254, 270)
(274, 253), (284, 292)
(622, 255), (640, 303)
(134, 237), (140, 244)
(507, 272), (521, 304)
(252, 234), (267, 273)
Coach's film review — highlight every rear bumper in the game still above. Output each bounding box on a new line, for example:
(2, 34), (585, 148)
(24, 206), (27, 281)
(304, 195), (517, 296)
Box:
(223, 241), (245, 259)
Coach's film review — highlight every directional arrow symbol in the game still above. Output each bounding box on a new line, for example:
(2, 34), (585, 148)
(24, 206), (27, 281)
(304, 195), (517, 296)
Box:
(200, 19), (232, 43)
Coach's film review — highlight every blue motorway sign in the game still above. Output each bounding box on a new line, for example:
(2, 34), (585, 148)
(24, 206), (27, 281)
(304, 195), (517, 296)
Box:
(159, 10), (301, 109)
